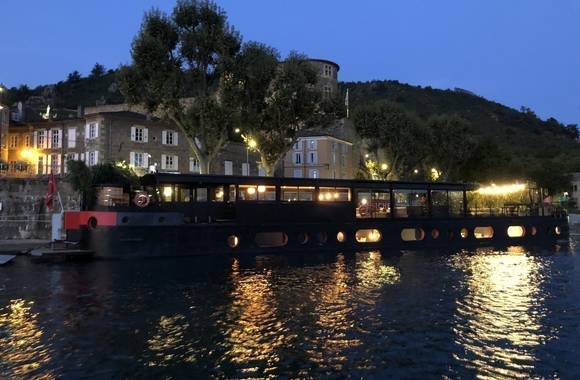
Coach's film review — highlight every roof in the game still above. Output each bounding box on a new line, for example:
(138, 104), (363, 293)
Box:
(89, 111), (160, 122)
(307, 58), (340, 71)
(143, 173), (476, 191)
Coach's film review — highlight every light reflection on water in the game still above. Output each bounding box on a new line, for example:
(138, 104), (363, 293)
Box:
(1, 241), (579, 378)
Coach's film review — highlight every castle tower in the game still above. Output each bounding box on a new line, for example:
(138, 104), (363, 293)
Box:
(306, 59), (340, 99)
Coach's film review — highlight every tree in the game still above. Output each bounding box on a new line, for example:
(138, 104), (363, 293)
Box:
(118, 0), (242, 174)
(66, 160), (138, 210)
(67, 70), (82, 82)
(90, 63), (106, 78)
(234, 44), (340, 176)
(353, 101), (430, 180)
(427, 115), (475, 181)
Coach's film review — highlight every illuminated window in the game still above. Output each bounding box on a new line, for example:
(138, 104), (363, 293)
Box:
(336, 231), (346, 242)
(319, 187), (350, 202)
(239, 185), (275, 201)
(507, 226), (525, 238)
(393, 189), (428, 218)
(460, 228), (469, 239)
(474, 226), (494, 239)
(281, 186), (314, 201)
(196, 187), (208, 202)
(162, 185), (173, 202)
(401, 228), (425, 241)
(255, 232), (288, 248)
(431, 229), (440, 239)
(213, 186), (225, 202)
(227, 235), (239, 248)
(356, 190), (390, 218)
(355, 229), (382, 243)
(555, 226), (562, 235)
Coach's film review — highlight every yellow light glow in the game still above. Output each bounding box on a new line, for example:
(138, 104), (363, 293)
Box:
(247, 187), (256, 195)
(361, 198), (368, 205)
(20, 148), (38, 162)
(413, 169), (419, 174)
(216, 190), (224, 198)
(318, 194), (324, 201)
(257, 185), (266, 193)
(234, 128), (241, 134)
(333, 192), (339, 199)
(325, 193), (332, 200)
(477, 183), (526, 196)
(162, 186), (172, 198)
(381, 163), (388, 170)
(248, 139), (257, 149)
(430, 168), (441, 181)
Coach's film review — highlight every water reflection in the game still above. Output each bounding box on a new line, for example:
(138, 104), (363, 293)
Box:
(450, 247), (547, 378)
(0, 299), (54, 379)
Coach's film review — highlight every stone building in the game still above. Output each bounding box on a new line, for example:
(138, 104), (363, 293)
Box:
(1, 57), (357, 179)
(571, 172), (580, 209)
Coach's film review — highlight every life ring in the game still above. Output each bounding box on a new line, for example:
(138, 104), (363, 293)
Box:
(134, 192), (150, 208)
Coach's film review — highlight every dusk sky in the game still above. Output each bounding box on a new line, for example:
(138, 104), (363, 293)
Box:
(1, 0), (578, 124)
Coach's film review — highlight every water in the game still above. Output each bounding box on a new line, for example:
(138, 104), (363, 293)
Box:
(1, 238), (580, 379)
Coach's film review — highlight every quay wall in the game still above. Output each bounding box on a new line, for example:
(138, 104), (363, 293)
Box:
(0, 178), (80, 240)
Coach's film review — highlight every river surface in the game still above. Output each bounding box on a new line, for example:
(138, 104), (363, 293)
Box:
(1, 238), (580, 379)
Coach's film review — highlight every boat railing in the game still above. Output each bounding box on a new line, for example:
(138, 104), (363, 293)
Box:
(468, 203), (567, 218)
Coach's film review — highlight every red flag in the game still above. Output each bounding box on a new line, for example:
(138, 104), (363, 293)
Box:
(45, 172), (57, 210)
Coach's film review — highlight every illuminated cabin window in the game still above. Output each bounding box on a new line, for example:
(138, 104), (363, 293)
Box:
(355, 229), (382, 243)
(196, 187), (208, 202)
(401, 228), (425, 241)
(356, 190), (390, 219)
(239, 185), (275, 201)
(227, 235), (239, 248)
(507, 226), (525, 238)
(213, 186), (225, 202)
(431, 229), (440, 239)
(161, 185), (174, 202)
(281, 186), (315, 201)
(555, 226), (562, 235)
(318, 187), (351, 202)
(336, 231), (346, 242)
(393, 189), (428, 218)
(474, 226), (494, 239)
(460, 228), (469, 239)
(530, 226), (537, 236)
(255, 232), (288, 248)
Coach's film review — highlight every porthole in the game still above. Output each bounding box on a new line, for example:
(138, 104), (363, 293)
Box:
(530, 226), (537, 236)
(356, 229), (382, 243)
(507, 226), (525, 238)
(298, 233), (309, 245)
(316, 232), (328, 245)
(87, 217), (98, 229)
(121, 216), (129, 224)
(401, 228), (425, 242)
(255, 232), (288, 248)
(460, 228), (469, 239)
(336, 231), (346, 243)
(449, 230), (455, 240)
(431, 229), (440, 240)
(474, 226), (494, 239)
(227, 235), (239, 248)
(555, 226), (562, 236)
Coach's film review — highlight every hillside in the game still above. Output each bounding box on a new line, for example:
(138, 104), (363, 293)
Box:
(341, 80), (580, 182)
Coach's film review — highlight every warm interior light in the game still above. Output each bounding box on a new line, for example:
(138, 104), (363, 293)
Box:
(257, 185), (266, 193)
(318, 194), (324, 201)
(324, 193), (332, 200)
(333, 192), (339, 199)
(477, 183), (526, 195)
(216, 190), (224, 198)
(247, 187), (256, 195)
(361, 198), (368, 205)
(381, 163), (388, 170)
(162, 186), (172, 198)
(20, 148), (37, 161)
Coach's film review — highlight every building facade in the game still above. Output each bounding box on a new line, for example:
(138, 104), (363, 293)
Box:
(572, 173), (580, 209)
(283, 133), (356, 179)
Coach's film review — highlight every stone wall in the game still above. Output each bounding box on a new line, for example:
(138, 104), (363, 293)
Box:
(0, 178), (80, 240)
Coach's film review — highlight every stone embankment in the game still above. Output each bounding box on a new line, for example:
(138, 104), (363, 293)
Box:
(0, 178), (80, 240)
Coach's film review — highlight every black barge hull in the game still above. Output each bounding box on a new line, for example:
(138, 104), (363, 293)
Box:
(68, 213), (569, 258)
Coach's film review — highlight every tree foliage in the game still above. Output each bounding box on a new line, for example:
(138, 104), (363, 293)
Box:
(90, 63), (106, 78)
(353, 101), (430, 180)
(118, 0), (242, 174)
(233, 44), (341, 175)
(66, 160), (138, 210)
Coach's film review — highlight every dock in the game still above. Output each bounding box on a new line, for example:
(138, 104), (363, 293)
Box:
(29, 247), (94, 262)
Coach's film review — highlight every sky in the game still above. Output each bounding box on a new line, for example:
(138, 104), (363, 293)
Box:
(0, 0), (578, 125)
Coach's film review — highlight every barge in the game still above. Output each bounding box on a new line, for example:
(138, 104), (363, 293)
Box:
(64, 174), (569, 258)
